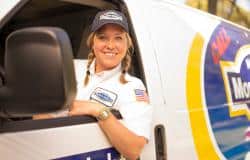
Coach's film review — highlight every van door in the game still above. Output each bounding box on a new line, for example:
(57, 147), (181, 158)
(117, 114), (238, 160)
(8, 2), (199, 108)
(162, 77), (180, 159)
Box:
(125, 0), (172, 159)
(0, 0), (157, 159)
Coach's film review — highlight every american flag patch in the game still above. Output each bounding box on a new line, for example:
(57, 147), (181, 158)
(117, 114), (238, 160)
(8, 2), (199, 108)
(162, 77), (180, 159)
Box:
(134, 89), (149, 103)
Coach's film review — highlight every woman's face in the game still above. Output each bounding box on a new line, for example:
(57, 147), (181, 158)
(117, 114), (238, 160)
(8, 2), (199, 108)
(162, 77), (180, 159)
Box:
(92, 24), (128, 73)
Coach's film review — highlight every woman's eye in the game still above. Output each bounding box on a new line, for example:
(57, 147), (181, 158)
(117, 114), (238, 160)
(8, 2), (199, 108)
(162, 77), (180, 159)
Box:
(115, 36), (123, 40)
(98, 36), (106, 40)
(96, 34), (107, 40)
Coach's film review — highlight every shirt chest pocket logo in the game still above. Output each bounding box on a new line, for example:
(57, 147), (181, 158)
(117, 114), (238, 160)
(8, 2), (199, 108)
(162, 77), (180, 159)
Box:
(90, 87), (118, 107)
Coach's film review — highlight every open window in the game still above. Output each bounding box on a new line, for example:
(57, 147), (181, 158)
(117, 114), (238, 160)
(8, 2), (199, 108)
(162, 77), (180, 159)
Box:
(0, 0), (146, 132)
(0, 0), (144, 77)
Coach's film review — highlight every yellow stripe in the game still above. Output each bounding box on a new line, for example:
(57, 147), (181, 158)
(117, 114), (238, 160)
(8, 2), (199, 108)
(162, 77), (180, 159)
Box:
(186, 33), (220, 159)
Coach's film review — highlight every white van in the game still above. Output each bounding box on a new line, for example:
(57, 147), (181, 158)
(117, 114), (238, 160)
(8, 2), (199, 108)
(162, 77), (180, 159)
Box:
(0, 0), (249, 159)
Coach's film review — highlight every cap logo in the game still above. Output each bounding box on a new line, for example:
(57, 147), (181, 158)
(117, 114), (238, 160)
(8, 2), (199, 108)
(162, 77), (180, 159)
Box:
(100, 11), (123, 21)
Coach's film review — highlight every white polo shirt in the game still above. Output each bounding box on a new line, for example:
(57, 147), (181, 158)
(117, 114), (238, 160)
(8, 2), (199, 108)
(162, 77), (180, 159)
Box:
(74, 59), (153, 140)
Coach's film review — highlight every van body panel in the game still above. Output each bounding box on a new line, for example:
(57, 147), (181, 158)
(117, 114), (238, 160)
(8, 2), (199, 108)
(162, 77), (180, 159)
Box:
(0, 122), (115, 160)
(0, 0), (249, 159)
(148, 2), (198, 160)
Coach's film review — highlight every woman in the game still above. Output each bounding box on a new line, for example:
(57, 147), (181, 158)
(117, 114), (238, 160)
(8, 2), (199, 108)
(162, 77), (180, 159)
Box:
(71, 10), (153, 160)
(35, 10), (152, 160)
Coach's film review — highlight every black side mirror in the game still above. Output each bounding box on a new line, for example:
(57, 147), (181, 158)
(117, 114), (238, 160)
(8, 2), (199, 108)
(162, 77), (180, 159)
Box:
(0, 27), (76, 117)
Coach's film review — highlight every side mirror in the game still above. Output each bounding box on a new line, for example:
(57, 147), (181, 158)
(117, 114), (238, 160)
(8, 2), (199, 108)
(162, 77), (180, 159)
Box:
(0, 27), (76, 117)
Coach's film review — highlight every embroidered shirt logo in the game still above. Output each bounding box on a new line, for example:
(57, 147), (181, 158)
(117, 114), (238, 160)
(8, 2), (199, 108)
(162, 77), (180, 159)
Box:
(95, 92), (113, 102)
(90, 87), (117, 107)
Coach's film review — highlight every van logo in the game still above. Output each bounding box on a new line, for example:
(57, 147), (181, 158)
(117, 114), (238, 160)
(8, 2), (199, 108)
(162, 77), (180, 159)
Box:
(211, 28), (231, 64)
(204, 22), (250, 160)
(220, 46), (250, 119)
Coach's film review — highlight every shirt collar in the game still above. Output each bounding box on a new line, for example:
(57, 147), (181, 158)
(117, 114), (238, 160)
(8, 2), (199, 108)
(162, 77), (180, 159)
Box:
(89, 59), (122, 80)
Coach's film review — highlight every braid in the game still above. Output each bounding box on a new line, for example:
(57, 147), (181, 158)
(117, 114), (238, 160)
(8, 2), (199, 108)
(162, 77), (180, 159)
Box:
(84, 52), (95, 86)
(120, 53), (131, 84)
(119, 33), (133, 84)
(83, 32), (96, 86)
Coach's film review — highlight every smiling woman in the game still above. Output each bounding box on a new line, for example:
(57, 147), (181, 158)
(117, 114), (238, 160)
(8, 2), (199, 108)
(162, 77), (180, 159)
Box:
(68, 10), (153, 160)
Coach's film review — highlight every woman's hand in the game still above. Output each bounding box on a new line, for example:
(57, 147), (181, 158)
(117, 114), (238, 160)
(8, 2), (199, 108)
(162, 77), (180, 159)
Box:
(69, 100), (104, 117)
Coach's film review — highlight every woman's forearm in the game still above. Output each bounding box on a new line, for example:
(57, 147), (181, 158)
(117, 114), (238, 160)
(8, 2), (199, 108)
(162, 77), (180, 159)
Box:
(98, 114), (147, 160)
(69, 101), (147, 159)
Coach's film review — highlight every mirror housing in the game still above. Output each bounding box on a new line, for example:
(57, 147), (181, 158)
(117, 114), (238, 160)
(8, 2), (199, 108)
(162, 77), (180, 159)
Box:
(0, 27), (76, 117)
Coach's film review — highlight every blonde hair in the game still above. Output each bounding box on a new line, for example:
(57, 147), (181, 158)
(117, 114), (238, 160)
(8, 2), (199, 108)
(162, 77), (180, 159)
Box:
(84, 32), (134, 86)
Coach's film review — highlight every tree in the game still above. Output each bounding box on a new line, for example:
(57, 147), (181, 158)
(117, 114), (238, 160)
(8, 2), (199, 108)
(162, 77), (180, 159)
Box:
(208, 0), (217, 14)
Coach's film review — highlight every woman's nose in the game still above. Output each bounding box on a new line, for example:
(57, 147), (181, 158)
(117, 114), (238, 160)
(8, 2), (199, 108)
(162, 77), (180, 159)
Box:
(107, 40), (115, 49)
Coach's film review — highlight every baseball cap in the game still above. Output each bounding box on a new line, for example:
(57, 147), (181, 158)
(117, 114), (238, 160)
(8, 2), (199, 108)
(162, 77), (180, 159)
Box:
(91, 10), (129, 32)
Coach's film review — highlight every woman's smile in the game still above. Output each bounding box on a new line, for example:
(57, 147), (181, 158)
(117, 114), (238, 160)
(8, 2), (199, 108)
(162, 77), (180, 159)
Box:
(103, 51), (116, 57)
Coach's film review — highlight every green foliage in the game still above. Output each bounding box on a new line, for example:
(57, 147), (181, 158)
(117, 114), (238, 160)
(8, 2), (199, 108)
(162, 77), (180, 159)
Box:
(185, 0), (250, 28)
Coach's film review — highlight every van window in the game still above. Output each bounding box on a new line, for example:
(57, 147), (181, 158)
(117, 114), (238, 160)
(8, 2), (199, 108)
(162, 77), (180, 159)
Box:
(0, 0), (145, 132)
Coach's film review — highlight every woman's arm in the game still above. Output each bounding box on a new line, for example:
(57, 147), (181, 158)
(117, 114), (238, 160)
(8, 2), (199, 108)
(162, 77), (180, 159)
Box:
(33, 114), (53, 120)
(99, 114), (147, 160)
(69, 100), (147, 160)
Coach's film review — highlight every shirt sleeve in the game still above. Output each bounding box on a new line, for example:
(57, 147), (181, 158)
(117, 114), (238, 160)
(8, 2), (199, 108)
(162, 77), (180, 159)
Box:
(118, 77), (153, 140)
(74, 59), (87, 100)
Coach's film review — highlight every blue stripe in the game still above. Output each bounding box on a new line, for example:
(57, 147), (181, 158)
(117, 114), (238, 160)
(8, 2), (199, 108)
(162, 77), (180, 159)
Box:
(54, 147), (120, 160)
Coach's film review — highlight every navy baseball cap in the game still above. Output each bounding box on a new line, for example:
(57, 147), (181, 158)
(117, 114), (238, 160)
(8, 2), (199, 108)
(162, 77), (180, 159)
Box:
(91, 10), (129, 32)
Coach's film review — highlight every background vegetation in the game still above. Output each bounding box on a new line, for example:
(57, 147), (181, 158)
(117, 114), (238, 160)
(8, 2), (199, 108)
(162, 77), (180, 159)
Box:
(185, 0), (250, 28)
